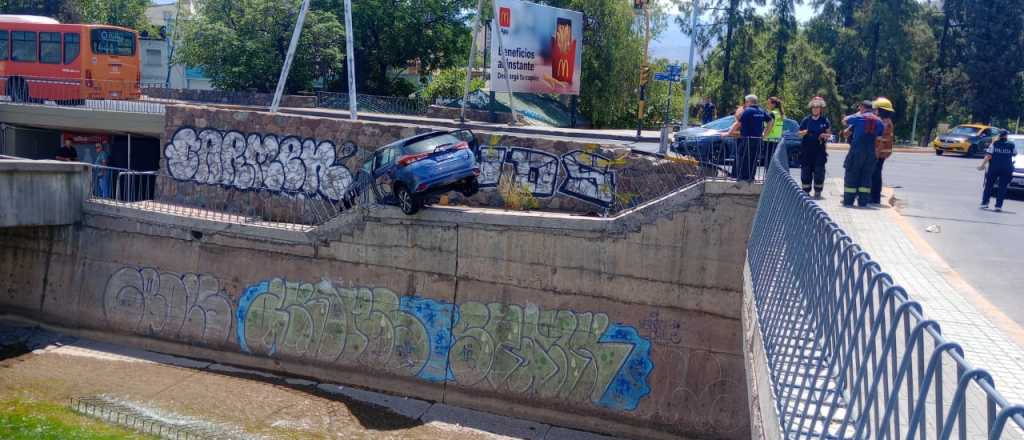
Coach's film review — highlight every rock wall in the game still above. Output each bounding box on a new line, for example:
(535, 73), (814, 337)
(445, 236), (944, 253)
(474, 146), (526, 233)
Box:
(0, 180), (760, 440)
(159, 105), (699, 219)
(424, 105), (518, 124)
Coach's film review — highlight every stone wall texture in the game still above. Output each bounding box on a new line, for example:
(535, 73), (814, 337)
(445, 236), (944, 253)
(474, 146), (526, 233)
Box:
(0, 180), (761, 440)
(159, 104), (700, 220)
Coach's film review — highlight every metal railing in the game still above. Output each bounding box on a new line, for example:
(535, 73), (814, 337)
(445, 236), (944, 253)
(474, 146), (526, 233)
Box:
(0, 76), (165, 114)
(747, 146), (1024, 438)
(673, 135), (782, 183)
(92, 170), (362, 231)
(316, 91), (428, 115)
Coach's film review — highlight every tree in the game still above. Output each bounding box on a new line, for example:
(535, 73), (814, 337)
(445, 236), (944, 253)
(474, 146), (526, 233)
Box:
(78, 0), (152, 33)
(0, 0), (76, 21)
(961, 0), (1024, 123)
(422, 67), (484, 104)
(769, 0), (797, 95)
(176, 0), (345, 93)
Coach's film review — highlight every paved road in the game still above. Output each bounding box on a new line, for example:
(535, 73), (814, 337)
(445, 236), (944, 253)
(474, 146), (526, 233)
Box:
(825, 151), (1024, 327)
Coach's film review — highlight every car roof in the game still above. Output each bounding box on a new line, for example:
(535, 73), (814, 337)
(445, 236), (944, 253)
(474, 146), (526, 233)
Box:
(956, 124), (991, 129)
(376, 131), (452, 151)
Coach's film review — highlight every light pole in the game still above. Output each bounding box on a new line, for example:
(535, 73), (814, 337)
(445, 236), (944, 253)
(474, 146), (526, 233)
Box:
(680, 1), (699, 130)
(270, 0), (311, 113)
(636, 0), (651, 138)
(343, 0), (357, 120)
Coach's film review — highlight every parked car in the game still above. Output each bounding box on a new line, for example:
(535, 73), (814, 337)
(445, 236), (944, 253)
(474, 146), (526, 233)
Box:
(671, 115), (802, 168)
(1008, 135), (1024, 193)
(359, 129), (481, 215)
(931, 124), (1000, 157)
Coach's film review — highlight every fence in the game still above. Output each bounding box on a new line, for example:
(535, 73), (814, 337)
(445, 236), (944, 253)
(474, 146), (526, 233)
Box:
(747, 146), (1024, 438)
(316, 91), (428, 116)
(1, 76), (165, 114)
(674, 135), (783, 183)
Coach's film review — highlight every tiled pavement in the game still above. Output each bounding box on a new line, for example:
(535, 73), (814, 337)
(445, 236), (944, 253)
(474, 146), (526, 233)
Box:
(815, 177), (1024, 404)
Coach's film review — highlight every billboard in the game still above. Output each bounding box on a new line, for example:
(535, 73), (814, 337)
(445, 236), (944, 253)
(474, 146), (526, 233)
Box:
(490, 0), (583, 95)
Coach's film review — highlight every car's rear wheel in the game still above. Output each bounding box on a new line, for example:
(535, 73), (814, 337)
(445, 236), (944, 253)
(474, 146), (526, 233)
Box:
(395, 184), (420, 215)
(935, 149), (944, 156)
(460, 177), (480, 197)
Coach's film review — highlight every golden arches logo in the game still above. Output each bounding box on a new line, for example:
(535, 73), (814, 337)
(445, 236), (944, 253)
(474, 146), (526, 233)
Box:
(499, 8), (511, 27)
(555, 59), (570, 78)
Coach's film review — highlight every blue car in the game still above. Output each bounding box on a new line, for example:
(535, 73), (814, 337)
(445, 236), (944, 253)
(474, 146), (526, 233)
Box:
(672, 116), (803, 168)
(361, 130), (481, 214)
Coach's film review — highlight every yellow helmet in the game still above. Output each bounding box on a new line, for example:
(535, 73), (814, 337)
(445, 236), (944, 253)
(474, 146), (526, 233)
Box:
(873, 97), (895, 113)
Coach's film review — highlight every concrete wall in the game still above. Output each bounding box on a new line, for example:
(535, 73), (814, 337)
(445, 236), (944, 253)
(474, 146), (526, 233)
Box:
(160, 105), (698, 217)
(0, 160), (90, 227)
(0, 104), (164, 137)
(144, 88), (317, 108)
(424, 105), (517, 124)
(0, 180), (760, 439)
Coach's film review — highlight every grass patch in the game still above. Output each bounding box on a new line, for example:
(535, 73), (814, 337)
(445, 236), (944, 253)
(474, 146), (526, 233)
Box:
(0, 399), (156, 439)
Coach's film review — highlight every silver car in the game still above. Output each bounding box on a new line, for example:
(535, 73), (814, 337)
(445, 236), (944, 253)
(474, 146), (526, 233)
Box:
(1009, 135), (1024, 191)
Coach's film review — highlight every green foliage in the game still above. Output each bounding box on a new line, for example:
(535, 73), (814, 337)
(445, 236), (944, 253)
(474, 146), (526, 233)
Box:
(0, 399), (156, 439)
(422, 67), (485, 104)
(176, 0), (345, 94)
(0, 0), (150, 32)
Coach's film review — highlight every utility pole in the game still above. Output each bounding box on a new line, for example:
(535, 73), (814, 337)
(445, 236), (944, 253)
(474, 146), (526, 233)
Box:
(681, 1), (699, 130)
(911, 100), (919, 145)
(460, 0), (486, 124)
(270, 0), (311, 113)
(636, 0), (650, 138)
(343, 0), (357, 120)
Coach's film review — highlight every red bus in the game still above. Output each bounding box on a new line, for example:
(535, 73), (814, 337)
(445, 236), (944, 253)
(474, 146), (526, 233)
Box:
(0, 15), (141, 104)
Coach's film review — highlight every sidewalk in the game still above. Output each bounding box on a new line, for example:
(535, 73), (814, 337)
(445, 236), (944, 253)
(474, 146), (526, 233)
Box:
(815, 177), (1024, 403)
(0, 322), (622, 440)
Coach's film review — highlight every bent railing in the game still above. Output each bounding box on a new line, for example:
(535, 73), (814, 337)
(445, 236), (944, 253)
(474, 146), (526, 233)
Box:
(747, 147), (1024, 438)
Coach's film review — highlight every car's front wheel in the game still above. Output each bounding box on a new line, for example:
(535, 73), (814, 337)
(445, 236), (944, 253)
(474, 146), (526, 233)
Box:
(935, 149), (944, 156)
(394, 184), (421, 215)
(460, 177), (480, 197)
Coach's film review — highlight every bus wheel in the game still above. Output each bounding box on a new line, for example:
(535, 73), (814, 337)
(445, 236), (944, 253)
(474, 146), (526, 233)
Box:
(6, 78), (29, 103)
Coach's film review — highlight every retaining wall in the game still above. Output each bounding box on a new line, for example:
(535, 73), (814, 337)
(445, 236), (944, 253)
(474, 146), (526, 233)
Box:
(143, 88), (318, 108)
(0, 180), (760, 440)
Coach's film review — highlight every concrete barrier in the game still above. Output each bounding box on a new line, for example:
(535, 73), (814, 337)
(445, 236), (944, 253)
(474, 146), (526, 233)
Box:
(0, 159), (91, 227)
(0, 179), (760, 439)
(143, 88), (318, 108)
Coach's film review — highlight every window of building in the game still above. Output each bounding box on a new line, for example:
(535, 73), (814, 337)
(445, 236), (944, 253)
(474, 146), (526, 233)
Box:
(39, 32), (60, 64)
(145, 48), (162, 66)
(11, 31), (36, 62)
(63, 33), (79, 64)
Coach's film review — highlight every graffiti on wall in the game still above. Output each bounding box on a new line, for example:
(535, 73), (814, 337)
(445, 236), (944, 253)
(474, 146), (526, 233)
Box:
(477, 146), (618, 208)
(103, 266), (234, 345)
(163, 127), (359, 202)
(235, 277), (653, 411)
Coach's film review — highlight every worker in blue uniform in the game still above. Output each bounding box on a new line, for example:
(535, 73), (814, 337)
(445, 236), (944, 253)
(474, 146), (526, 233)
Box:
(841, 100), (886, 207)
(728, 94), (773, 181)
(978, 129), (1017, 212)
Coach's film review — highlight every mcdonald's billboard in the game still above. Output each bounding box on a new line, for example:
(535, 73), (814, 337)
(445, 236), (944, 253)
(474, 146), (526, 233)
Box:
(490, 0), (582, 95)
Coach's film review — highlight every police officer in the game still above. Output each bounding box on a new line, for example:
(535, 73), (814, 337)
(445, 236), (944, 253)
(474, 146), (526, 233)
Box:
(841, 100), (886, 207)
(978, 129), (1017, 212)
(728, 94), (773, 181)
(799, 96), (831, 198)
(871, 97), (895, 204)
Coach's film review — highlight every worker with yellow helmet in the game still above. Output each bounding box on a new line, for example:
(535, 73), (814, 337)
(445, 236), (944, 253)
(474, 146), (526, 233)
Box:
(871, 97), (896, 204)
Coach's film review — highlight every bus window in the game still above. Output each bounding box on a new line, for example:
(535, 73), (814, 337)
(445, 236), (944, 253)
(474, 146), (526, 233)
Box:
(91, 29), (134, 56)
(39, 32), (59, 64)
(63, 32), (79, 64)
(12, 31), (36, 62)
(0, 31), (8, 61)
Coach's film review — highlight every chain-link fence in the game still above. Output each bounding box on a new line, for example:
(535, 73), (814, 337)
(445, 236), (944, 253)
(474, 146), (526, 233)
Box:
(747, 146), (1024, 438)
(316, 91), (428, 116)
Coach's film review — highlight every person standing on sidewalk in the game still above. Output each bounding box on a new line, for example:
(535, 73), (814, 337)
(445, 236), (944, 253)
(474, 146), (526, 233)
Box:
(978, 129), (1016, 212)
(765, 97), (785, 165)
(56, 138), (78, 162)
(841, 100), (886, 207)
(728, 94), (772, 181)
(798, 97), (832, 197)
(701, 97), (716, 124)
(871, 97), (896, 204)
(92, 142), (111, 198)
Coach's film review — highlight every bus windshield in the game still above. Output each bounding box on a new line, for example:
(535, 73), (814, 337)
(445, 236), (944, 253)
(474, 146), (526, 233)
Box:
(91, 28), (134, 56)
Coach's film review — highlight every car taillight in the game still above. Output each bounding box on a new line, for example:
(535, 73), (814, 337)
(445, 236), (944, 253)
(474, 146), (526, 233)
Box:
(398, 152), (430, 167)
(452, 141), (470, 150)
(85, 70), (94, 88)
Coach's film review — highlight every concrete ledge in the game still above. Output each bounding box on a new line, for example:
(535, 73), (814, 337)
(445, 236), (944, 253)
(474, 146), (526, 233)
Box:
(0, 159), (91, 172)
(0, 103), (164, 136)
(742, 262), (784, 439)
(0, 159), (91, 227)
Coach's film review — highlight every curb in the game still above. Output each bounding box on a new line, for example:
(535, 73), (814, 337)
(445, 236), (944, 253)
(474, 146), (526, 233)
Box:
(826, 144), (933, 154)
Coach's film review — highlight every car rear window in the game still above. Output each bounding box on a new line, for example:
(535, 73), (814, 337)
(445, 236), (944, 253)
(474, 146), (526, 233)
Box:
(702, 116), (735, 131)
(403, 134), (462, 154)
(950, 126), (981, 136)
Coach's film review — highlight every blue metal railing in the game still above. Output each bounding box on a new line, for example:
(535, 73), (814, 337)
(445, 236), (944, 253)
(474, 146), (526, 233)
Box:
(748, 146), (1024, 439)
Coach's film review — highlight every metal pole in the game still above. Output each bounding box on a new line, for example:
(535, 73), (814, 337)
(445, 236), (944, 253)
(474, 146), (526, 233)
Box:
(680, 2), (699, 128)
(460, 0), (485, 123)
(1016, 113), (1021, 134)
(127, 133), (132, 171)
(492, 11), (519, 125)
(911, 100), (919, 145)
(270, 0), (312, 113)
(344, 0), (357, 120)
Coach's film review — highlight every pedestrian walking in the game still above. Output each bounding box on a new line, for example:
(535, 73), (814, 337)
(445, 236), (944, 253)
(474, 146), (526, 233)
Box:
(92, 142), (110, 198)
(701, 97), (716, 124)
(841, 100), (886, 207)
(871, 97), (895, 204)
(56, 138), (78, 162)
(798, 96), (832, 198)
(978, 129), (1016, 212)
(728, 94), (772, 181)
(765, 96), (785, 169)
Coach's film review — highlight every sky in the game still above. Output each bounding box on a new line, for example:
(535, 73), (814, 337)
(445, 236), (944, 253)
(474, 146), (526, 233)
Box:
(651, 3), (816, 63)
